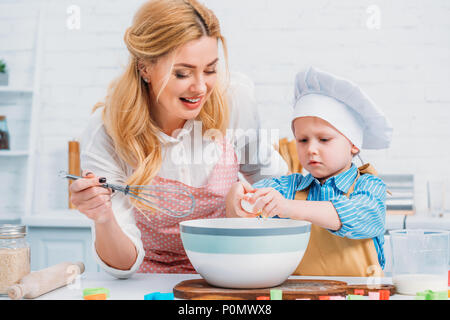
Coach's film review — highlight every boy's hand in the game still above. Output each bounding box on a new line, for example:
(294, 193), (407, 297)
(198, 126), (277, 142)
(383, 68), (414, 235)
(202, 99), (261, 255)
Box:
(226, 180), (257, 218)
(246, 187), (292, 218)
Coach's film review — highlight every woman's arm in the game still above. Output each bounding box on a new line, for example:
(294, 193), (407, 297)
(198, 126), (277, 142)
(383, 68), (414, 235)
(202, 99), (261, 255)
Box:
(69, 172), (138, 270)
(76, 108), (145, 278)
(94, 212), (138, 270)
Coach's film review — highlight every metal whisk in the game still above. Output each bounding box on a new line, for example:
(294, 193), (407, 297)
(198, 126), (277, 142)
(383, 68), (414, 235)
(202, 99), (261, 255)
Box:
(60, 172), (196, 218)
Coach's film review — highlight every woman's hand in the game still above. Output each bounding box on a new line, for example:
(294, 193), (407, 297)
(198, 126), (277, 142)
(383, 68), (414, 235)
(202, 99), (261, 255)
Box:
(247, 187), (292, 218)
(225, 180), (257, 218)
(69, 170), (115, 224)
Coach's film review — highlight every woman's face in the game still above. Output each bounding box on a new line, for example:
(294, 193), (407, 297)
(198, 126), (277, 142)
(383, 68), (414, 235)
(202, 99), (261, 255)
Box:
(293, 116), (359, 183)
(145, 36), (219, 133)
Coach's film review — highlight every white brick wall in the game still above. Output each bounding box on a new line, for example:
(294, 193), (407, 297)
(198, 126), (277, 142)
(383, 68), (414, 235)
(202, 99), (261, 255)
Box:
(0, 0), (449, 216)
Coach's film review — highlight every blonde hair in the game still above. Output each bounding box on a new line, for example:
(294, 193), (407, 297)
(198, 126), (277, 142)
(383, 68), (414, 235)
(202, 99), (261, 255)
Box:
(93, 0), (229, 187)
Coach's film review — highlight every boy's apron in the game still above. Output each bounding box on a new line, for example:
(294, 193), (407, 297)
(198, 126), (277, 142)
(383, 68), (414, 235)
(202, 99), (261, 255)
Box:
(133, 140), (239, 273)
(293, 163), (384, 277)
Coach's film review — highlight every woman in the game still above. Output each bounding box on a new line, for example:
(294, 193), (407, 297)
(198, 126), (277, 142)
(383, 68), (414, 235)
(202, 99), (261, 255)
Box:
(70, 0), (287, 278)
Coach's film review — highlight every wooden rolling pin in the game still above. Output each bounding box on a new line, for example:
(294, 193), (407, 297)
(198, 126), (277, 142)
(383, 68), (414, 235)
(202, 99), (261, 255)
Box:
(68, 140), (81, 209)
(7, 261), (85, 300)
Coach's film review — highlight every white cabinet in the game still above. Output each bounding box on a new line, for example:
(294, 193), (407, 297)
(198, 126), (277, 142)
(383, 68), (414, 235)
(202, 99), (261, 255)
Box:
(28, 226), (100, 272)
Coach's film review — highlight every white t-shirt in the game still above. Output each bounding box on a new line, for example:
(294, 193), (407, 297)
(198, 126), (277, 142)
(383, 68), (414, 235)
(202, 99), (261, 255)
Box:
(80, 73), (288, 278)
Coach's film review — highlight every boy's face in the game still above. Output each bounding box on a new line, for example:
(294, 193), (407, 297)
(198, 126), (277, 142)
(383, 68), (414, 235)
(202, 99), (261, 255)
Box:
(293, 116), (359, 183)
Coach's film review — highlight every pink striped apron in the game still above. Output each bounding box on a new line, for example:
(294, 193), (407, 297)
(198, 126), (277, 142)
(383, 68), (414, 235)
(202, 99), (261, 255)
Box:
(133, 140), (239, 273)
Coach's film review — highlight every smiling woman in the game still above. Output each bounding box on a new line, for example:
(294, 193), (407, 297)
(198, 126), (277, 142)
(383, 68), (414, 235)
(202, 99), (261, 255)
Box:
(69, 0), (288, 278)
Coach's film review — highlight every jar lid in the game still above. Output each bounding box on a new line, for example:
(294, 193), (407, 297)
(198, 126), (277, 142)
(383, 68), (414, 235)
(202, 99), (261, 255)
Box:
(0, 224), (27, 238)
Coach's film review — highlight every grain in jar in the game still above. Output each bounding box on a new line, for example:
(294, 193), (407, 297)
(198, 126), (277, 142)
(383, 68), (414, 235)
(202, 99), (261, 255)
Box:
(0, 225), (30, 295)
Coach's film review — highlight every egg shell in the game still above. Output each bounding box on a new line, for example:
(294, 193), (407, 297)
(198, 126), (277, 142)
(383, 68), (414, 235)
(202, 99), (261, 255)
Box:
(240, 198), (255, 213)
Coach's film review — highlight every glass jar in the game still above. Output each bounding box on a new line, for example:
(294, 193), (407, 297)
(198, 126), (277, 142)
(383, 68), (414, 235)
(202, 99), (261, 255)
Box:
(0, 115), (10, 150)
(0, 225), (30, 295)
(389, 229), (449, 295)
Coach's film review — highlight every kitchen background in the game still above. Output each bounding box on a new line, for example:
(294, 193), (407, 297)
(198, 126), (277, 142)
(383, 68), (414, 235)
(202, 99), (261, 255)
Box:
(0, 0), (449, 272)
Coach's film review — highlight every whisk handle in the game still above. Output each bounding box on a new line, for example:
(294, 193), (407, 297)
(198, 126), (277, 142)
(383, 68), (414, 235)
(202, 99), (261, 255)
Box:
(61, 173), (115, 191)
(63, 173), (84, 181)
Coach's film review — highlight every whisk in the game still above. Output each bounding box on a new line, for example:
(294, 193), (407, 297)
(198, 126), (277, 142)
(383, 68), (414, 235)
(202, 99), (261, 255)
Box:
(60, 172), (196, 218)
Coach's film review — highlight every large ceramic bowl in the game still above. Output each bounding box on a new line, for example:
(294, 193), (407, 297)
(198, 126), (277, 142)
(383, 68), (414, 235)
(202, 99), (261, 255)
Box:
(179, 218), (311, 288)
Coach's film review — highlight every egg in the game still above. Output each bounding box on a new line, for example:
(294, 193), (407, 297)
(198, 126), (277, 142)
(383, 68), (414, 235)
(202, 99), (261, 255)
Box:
(241, 194), (263, 215)
(240, 198), (255, 213)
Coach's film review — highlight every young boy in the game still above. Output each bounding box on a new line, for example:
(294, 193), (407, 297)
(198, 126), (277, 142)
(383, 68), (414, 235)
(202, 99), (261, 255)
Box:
(226, 67), (393, 277)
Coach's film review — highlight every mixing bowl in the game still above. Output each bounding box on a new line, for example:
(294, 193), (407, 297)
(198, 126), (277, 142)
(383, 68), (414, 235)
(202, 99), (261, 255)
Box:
(179, 218), (311, 288)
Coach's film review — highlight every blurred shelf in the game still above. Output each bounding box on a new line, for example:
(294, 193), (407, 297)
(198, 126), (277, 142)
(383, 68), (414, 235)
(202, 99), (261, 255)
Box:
(0, 211), (23, 223)
(385, 215), (407, 230)
(405, 215), (450, 230)
(0, 150), (30, 157)
(21, 209), (92, 228)
(385, 214), (450, 231)
(0, 86), (34, 94)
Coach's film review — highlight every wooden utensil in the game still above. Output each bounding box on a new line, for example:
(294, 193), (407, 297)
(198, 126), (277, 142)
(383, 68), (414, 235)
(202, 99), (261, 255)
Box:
(275, 138), (302, 174)
(68, 140), (80, 209)
(7, 261), (85, 300)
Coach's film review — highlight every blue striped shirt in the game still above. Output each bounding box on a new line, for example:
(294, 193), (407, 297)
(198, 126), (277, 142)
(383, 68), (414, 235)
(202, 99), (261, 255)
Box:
(252, 163), (387, 269)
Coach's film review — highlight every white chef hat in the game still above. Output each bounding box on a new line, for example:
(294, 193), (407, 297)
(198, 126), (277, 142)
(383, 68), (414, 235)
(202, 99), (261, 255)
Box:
(291, 67), (393, 150)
